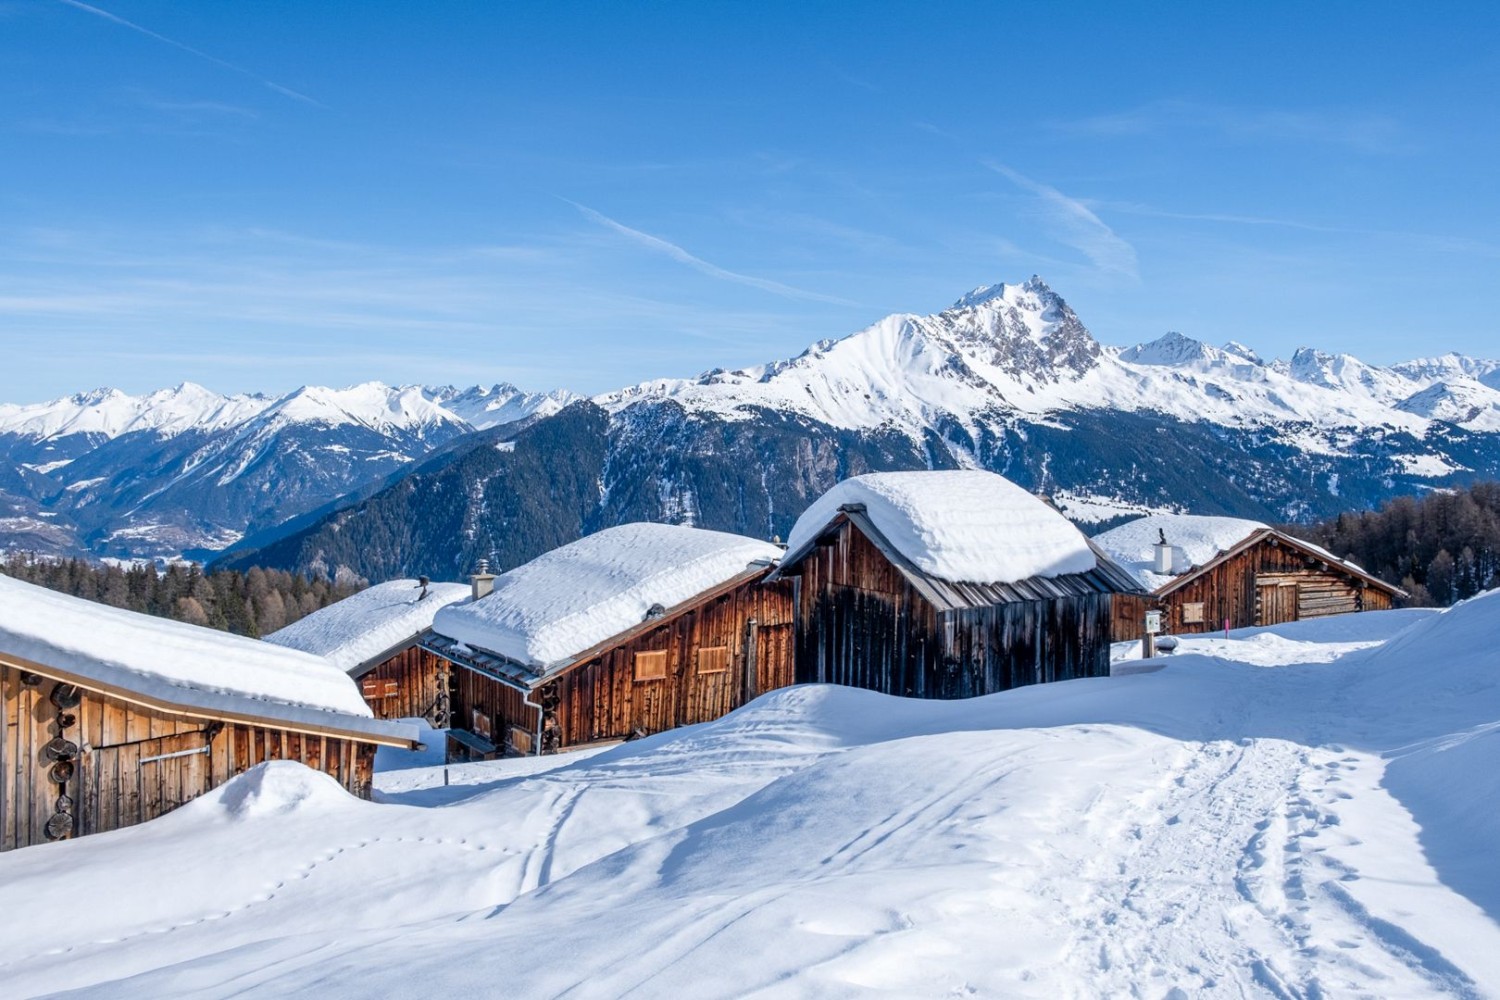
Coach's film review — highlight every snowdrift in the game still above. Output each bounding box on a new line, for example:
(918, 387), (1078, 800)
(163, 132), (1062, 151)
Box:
(1, 602), (1498, 998)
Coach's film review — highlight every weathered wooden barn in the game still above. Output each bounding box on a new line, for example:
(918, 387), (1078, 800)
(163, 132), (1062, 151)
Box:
(1094, 514), (1405, 641)
(0, 575), (419, 851)
(266, 578), (470, 725)
(421, 523), (795, 758)
(774, 470), (1143, 699)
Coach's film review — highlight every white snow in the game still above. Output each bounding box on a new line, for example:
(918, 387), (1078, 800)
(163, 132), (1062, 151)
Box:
(785, 470), (1097, 584)
(0, 383), (269, 442)
(432, 523), (782, 669)
(1093, 512), (1270, 590)
(264, 579), (471, 672)
(2, 599), (1500, 997)
(0, 573), (377, 720)
(591, 280), (1500, 493)
(432, 383), (581, 430)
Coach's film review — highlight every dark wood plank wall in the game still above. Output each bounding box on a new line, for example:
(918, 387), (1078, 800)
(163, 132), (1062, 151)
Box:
(1111, 593), (1152, 644)
(3, 664), (378, 851)
(357, 646), (448, 724)
(942, 594), (1112, 696)
(1109, 537), (1396, 641)
(791, 519), (940, 696)
(544, 577), (797, 748)
(790, 521), (1112, 699)
(450, 668), (538, 754)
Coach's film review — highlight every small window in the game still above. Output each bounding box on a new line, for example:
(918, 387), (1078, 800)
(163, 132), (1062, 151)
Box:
(697, 645), (731, 675)
(471, 707), (492, 740)
(634, 650), (669, 681)
(1181, 602), (1206, 625)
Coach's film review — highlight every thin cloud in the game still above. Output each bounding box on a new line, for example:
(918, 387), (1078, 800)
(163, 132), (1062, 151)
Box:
(56, 0), (324, 108)
(1099, 200), (1500, 259)
(1051, 100), (1409, 154)
(984, 162), (1139, 280)
(566, 200), (858, 305)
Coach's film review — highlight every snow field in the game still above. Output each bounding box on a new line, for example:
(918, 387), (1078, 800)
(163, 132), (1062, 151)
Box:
(0, 602), (1497, 997)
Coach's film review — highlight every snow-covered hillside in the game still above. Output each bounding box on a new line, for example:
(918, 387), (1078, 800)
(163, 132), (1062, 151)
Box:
(2, 596), (1497, 997)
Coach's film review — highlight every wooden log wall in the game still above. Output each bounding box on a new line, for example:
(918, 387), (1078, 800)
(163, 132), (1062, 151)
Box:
(1110, 536), (1395, 641)
(2, 663), (378, 852)
(544, 576), (797, 748)
(356, 646), (448, 725)
(790, 520), (1112, 699)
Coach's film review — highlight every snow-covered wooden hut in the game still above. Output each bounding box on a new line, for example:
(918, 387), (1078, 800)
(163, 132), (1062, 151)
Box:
(265, 578), (470, 725)
(0, 575), (418, 851)
(774, 470), (1142, 699)
(1093, 514), (1404, 641)
(422, 523), (794, 758)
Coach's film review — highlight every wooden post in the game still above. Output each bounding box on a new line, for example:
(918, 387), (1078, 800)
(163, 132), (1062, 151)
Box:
(1142, 609), (1161, 658)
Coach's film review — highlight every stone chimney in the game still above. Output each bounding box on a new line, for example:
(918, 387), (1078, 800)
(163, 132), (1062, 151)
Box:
(1153, 528), (1174, 575)
(470, 558), (496, 602)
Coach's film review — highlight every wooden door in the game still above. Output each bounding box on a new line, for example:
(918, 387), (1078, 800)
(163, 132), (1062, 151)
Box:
(754, 623), (796, 698)
(1255, 581), (1298, 626)
(80, 732), (213, 835)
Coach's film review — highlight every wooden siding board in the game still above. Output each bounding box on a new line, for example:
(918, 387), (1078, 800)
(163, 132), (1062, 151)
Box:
(1111, 535), (1392, 640)
(445, 575), (797, 753)
(0, 669), (387, 852)
(790, 519), (1112, 700)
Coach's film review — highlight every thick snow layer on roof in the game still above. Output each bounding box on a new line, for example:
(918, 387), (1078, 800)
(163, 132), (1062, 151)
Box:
(0, 574), (374, 719)
(265, 580), (470, 672)
(1092, 514), (1269, 591)
(784, 470), (1097, 584)
(432, 523), (781, 669)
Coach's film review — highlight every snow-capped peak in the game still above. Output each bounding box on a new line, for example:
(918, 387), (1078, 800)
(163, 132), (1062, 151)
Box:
(1221, 341), (1264, 365)
(430, 383), (581, 430)
(0, 382), (269, 442)
(950, 275), (1055, 310)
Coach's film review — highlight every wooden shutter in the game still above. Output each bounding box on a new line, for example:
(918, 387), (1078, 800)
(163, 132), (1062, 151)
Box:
(471, 707), (492, 740)
(633, 650), (668, 681)
(696, 646), (731, 675)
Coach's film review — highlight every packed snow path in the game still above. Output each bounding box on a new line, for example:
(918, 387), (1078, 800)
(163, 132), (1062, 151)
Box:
(2, 603), (1498, 998)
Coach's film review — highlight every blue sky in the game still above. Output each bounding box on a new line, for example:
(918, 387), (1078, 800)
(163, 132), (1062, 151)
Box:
(2, 1), (1498, 401)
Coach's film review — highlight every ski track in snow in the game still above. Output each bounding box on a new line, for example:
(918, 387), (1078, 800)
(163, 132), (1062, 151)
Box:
(1, 606), (1498, 998)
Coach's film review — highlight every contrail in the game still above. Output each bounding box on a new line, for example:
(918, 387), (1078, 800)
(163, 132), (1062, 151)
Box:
(567, 200), (856, 306)
(984, 161), (1138, 280)
(56, 0), (325, 108)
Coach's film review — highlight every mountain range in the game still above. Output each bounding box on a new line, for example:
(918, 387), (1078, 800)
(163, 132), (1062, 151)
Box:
(0, 382), (575, 562)
(6, 276), (1499, 579)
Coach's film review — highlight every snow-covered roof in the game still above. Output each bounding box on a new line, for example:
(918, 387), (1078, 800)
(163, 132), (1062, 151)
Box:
(431, 523), (781, 670)
(1091, 514), (1272, 591)
(783, 470), (1098, 585)
(1093, 514), (1401, 596)
(0, 574), (415, 744)
(265, 579), (470, 672)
